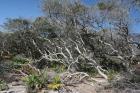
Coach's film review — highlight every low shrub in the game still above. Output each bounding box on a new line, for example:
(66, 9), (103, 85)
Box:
(107, 70), (118, 81)
(11, 55), (31, 69)
(22, 74), (41, 89)
(22, 70), (48, 92)
(47, 75), (63, 90)
(0, 80), (8, 91)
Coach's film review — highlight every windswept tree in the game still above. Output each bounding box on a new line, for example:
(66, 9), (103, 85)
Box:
(1, 0), (139, 80)
(33, 0), (134, 79)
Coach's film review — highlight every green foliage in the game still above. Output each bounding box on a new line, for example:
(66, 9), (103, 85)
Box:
(22, 69), (63, 91)
(77, 58), (98, 76)
(0, 80), (8, 91)
(98, 2), (107, 10)
(100, 55), (126, 71)
(79, 63), (98, 76)
(47, 75), (62, 90)
(22, 74), (41, 89)
(22, 70), (48, 90)
(51, 65), (66, 73)
(39, 69), (48, 86)
(53, 75), (61, 84)
(107, 70), (118, 81)
(47, 83), (63, 90)
(12, 55), (30, 64)
(87, 68), (98, 77)
(11, 55), (30, 69)
(98, 2), (113, 10)
(4, 18), (31, 32)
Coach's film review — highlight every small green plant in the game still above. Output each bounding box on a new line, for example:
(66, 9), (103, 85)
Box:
(78, 62), (98, 77)
(22, 70), (48, 92)
(11, 55), (30, 69)
(22, 74), (41, 89)
(48, 62), (66, 73)
(47, 75), (63, 90)
(0, 80), (8, 91)
(98, 2), (106, 10)
(47, 83), (63, 90)
(53, 75), (61, 84)
(12, 55), (30, 64)
(52, 65), (66, 73)
(39, 69), (48, 87)
(107, 70), (118, 81)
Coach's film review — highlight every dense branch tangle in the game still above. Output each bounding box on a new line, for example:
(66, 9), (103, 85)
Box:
(33, 32), (108, 79)
(1, 0), (135, 81)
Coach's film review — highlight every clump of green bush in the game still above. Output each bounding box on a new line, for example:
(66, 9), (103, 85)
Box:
(22, 70), (48, 90)
(51, 65), (66, 73)
(22, 73), (47, 93)
(22, 69), (63, 92)
(107, 70), (118, 81)
(12, 55), (30, 64)
(47, 75), (63, 90)
(22, 70), (50, 92)
(0, 80), (8, 91)
(11, 55), (31, 69)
